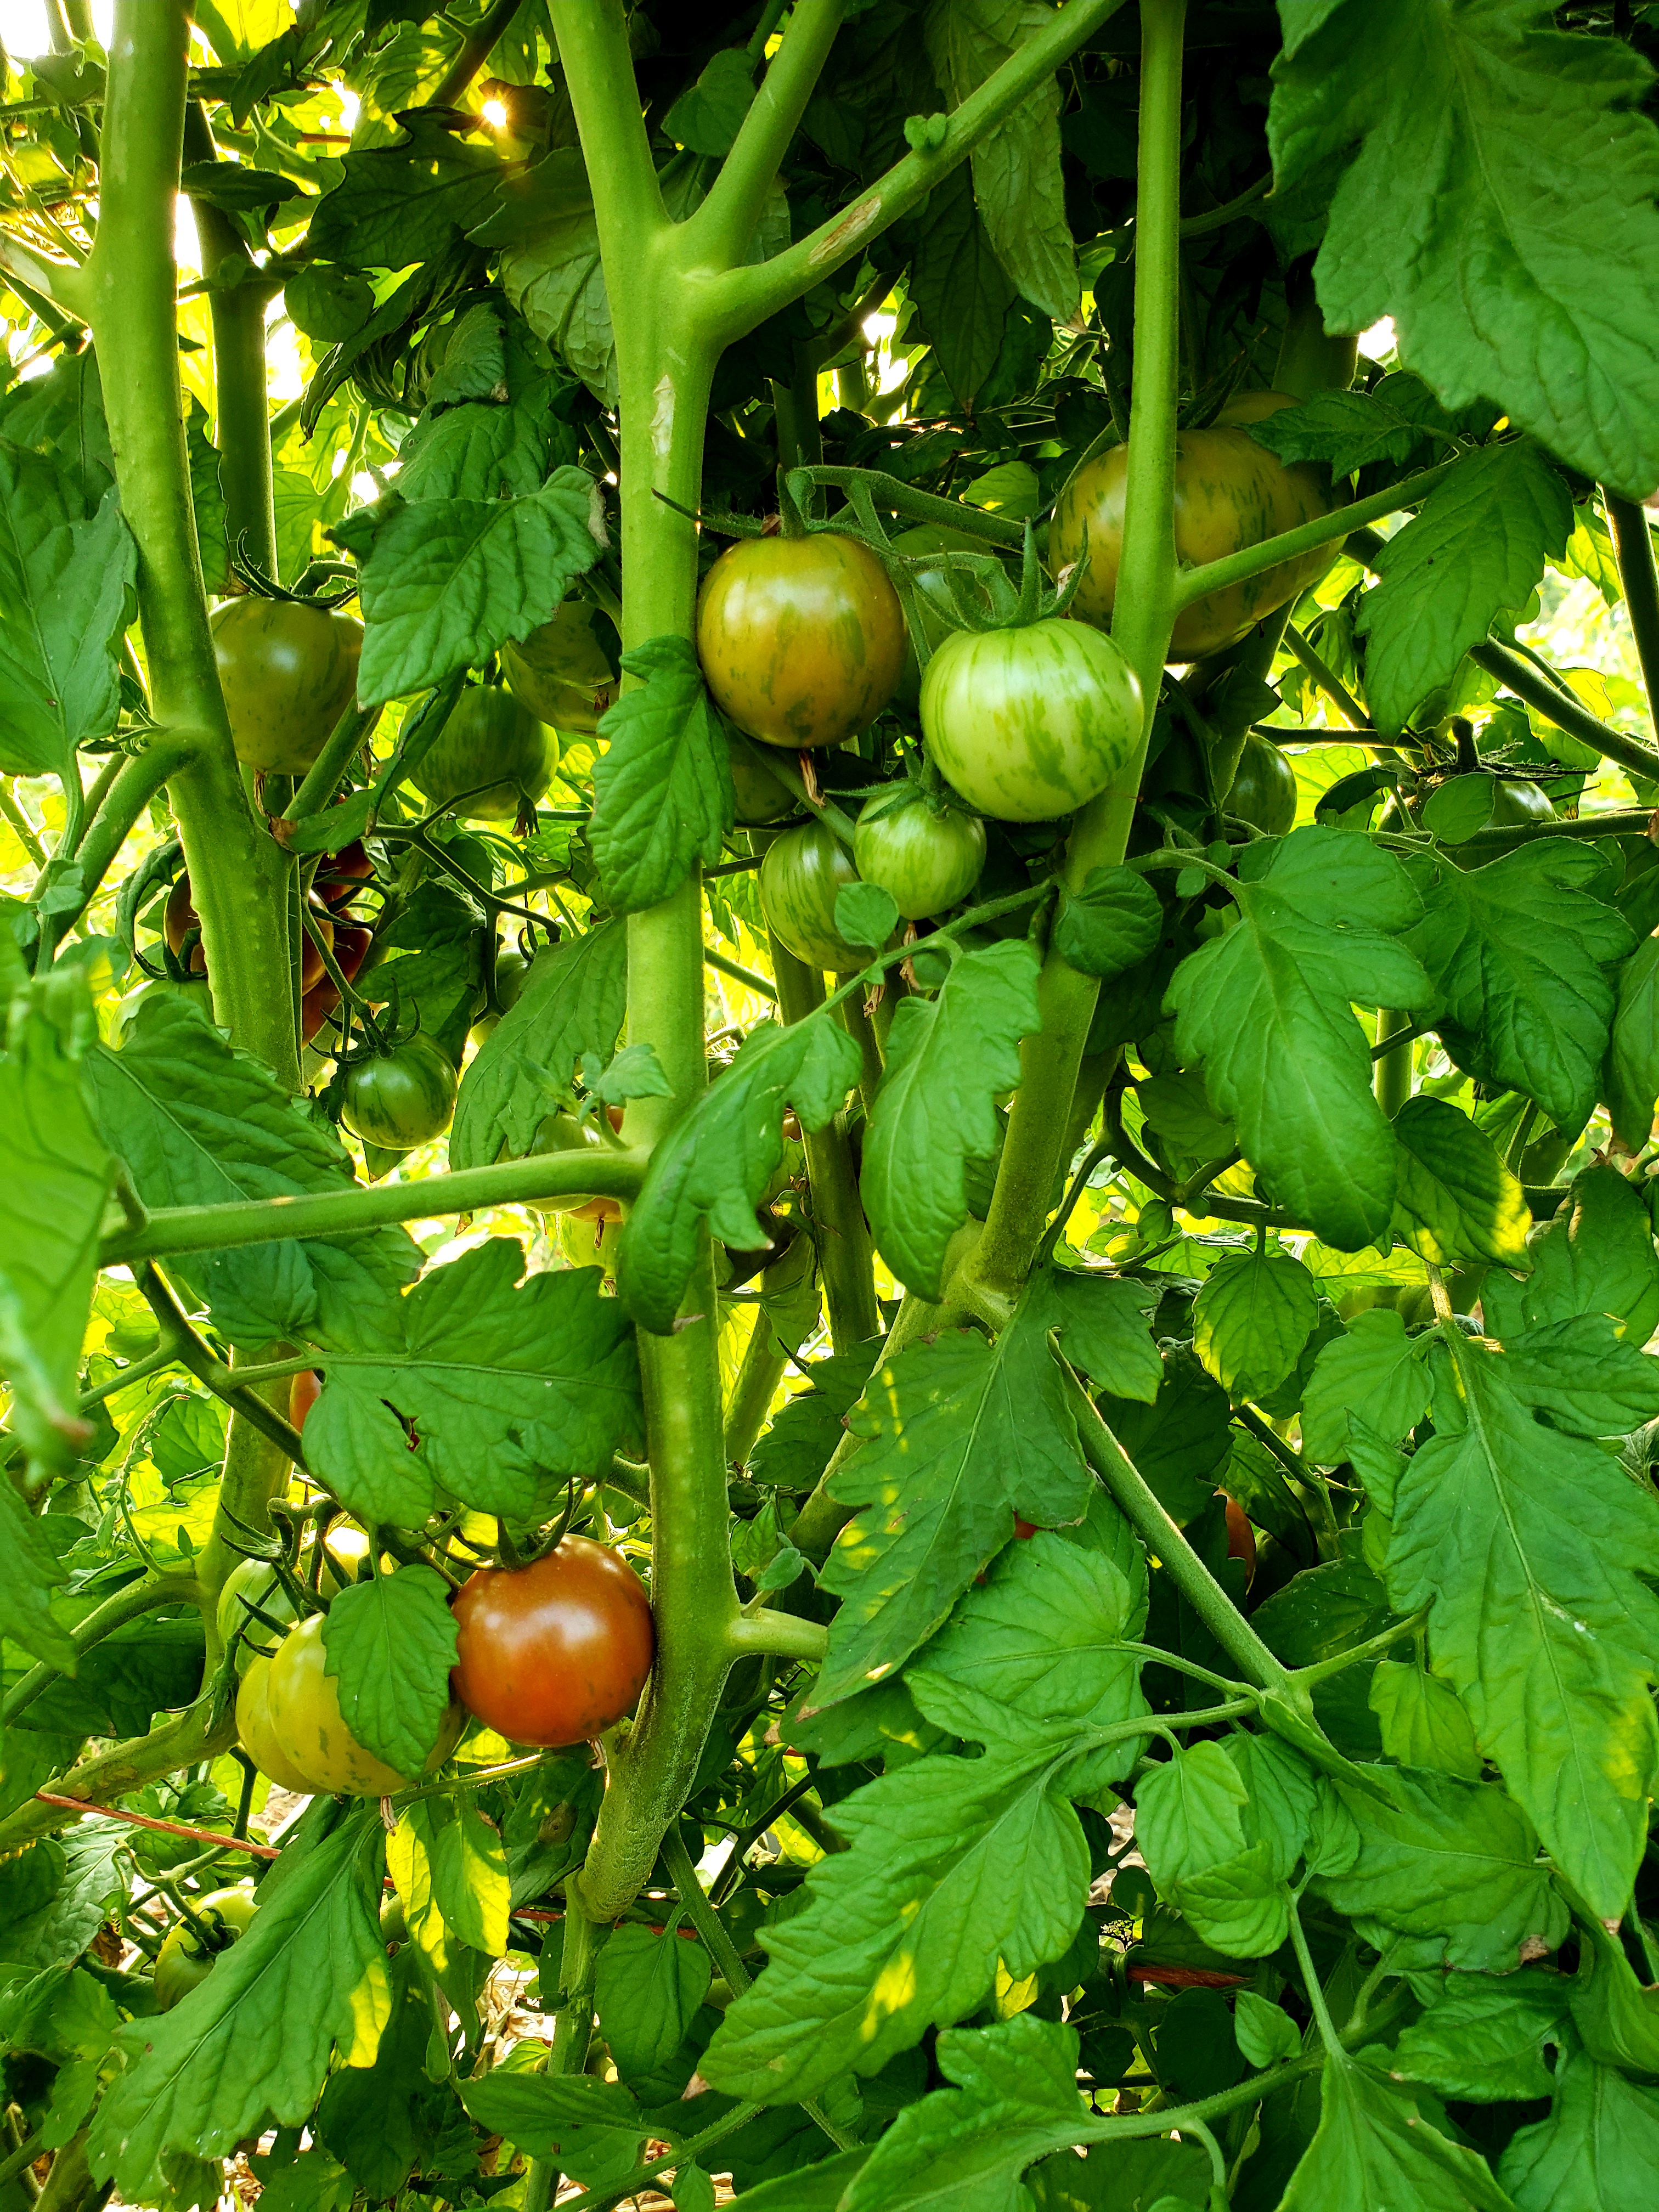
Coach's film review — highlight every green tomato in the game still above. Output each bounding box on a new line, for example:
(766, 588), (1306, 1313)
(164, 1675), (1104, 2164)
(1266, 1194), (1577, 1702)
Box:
(151, 1884), (259, 2009)
(1489, 776), (1555, 826)
(470, 947), (529, 1045)
(853, 792), (985, 920)
(696, 533), (907, 749)
(216, 1537), (364, 1672)
(211, 597), (363, 777)
(556, 1198), (624, 1272)
(919, 618), (1142, 823)
(500, 599), (617, 732)
(1223, 733), (1298, 836)
(759, 819), (865, 972)
(730, 746), (797, 826)
(521, 1107), (610, 1215)
(416, 687), (557, 821)
(341, 1035), (458, 1151)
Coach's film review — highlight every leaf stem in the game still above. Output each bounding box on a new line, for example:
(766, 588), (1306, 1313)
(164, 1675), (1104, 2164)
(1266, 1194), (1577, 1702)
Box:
(3, 1571), (199, 1724)
(1290, 1606), (1430, 1688)
(1176, 457), (1459, 614)
(1286, 1890), (1342, 2052)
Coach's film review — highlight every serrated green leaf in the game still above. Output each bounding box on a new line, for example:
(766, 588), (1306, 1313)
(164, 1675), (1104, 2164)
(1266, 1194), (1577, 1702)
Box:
(618, 1014), (861, 1333)
(1269, 0), (1659, 492)
(1501, 2039), (1659, 2207)
(88, 1815), (391, 2201)
(1235, 1989), (1301, 2069)
(863, 939), (1040, 1299)
(589, 637), (734, 913)
(663, 47), (755, 157)
(1391, 1094), (1531, 1267)
(1192, 1249), (1319, 1402)
(396, 398), (552, 503)
(306, 1240), (642, 1528)
(1167, 828), (1434, 1248)
(1245, 380), (1449, 476)
(1356, 442), (1572, 732)
(1134, 1741), (1248, 1883)
(451, 919), (628, 1171)
(701, 1723), (1089, 2103)
(1276, 2051), (1514, 2211)
(1482, 1163), (1659, 1347)
(321, 1568), (459, 1779)
(390, 1796), (509, 1963)
(356, 469), (605, 705)
(1301, 1308), (1435, 1464)
(1605, 933), (1659, 1153)
(1316, 1768), (1568, 1972)
(906, 163), (1015, 411)
(1368, 1660), (1481, 1781)
(1040, 1265), (1163, 1405)
(1391, 1329), (1659, 1916)
(307, 116), (503, 268)
(1098, 1342), (1232, 1523)
(0, 443), (134, 778)
(459, 2071), (647, 2191)
(1391, 1975), (1566, 2104)
(1406, 843), (1633, 1131)
(1492, 1312), (1659, 1439)
(594, 1925), (712, 2078)
(836, 879), (900, 950)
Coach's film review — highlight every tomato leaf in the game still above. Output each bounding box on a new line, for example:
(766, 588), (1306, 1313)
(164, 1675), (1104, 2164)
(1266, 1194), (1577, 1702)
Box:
(305, 1240), (642, 1529)
(1390, 1328), (1659, 1917)
(450, 918), (628, 1171)
(1482, 1163), (1659, 1347)
(1053, 865), (1165, 980)
(1192, 1249), (1319, 1402)
(356, 468), (606, 705)
(321, 1567), (459, 1781)
(1133, 1741), (1296, 1957)
(1355, 441), (1572, 732)
(86, 991), (421, 1350)
(862, 939), (1041, 1299)
(306, 117), (504, 268)
(663, 48), (756, 159)
(87, 1814), (391, 2200)
(478, 151), (616, 405)
(1098, 1341), (1233, 1523)
(387, 1797), (509, 1965)
(1244, 376), (1452, 476)
(1498, 2042), (1659, 2204)
(1166, 828), (1435, 1249)
(834, 881), (899, 950)
(1390, 1094), (1531, 1267)
(1367, 1661), (1482, 1782)
(1605, 933), (1659, 1153)
(1269, 1), (1659, 492)
(0, 443), (134, 778)
(1301, 1308), (1434, 1465)
(618, 1014), (861, 1334)
(906, 163), (1017, 410)
(589, 637), (735, 913)
(1274, 2052), (1513, 2212)
(594, 1925), (712, 2079)
(1235, 1990), (1302, 2070)
(1390, 1974), (1566, 2104)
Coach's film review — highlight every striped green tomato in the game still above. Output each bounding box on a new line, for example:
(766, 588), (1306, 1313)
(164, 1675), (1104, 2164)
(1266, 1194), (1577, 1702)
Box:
(853, 791), (985, 919)
(919, 618), (1142, 823)
(211, 597), (363, 776)
(415, 686), (557, 821)
(759, 820), (866, 972)
(341, 1034), (458, 1151)
(501, 599), (617, 732)
(696, 533), (906, 749)
(1224, 733), (1298, 836)
(1051, 393), (1337, 662)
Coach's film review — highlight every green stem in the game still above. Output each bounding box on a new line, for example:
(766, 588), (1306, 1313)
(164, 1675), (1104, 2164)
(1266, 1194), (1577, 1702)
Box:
(1286, 1892), (1342, 2052)
(101, 1145), (648, 1267)
(3, 1572), (198, 1724)
(1373, 1007), (1414, 1116)
(695, 0), (1131, 343)
(285, 702), (381, 822)
(1, 781), (47, 868)
(86, 2), (298, 1088)
(1292, 1607), (1429, 1688)
(42, 740), (193, 957)
(1605, 491), (1659, 743)
(431, 0), (526, 108)
(1176, 457), (1458, 615)
(0, 1697), (235, 1850)
(965, 0), (1187, 1307)
(704, 941), (778, 1002)
(688, 0), (847, 268)
(726, 1607), (830, 1662)
(1282, 621), (1367, 729)
(553, 2102), (766, 2212)
(723, 1309), (788, 1468)
(184, 105), (278, 574)
(134, 1264), (307, 1472)
(770, 938), (883, 1351)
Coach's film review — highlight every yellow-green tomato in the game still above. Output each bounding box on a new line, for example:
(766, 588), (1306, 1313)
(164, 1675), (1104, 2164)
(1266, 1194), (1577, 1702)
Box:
(759, 819), (866, 971)
(151, 1883), (259, 2009)
(210, 597), (364, 776)
(556, 1197), (624, 1272)
(415, 687), (557, 821)
(235, 1654), (319, 1795)
(919, 618), (1143, 823)
(1051, 393), (1338, 662)
(216, 1538), (364, 1673)
(501, 599), (617, 732)
(696, 533), (907, 749)
(853, 792), (986, 920)
(264, 1615), (465, 1797)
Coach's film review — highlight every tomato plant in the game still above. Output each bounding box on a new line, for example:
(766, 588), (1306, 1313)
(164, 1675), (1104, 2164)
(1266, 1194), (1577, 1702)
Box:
(696, 532), (908, 748)
(10, 6), (1659, 2209)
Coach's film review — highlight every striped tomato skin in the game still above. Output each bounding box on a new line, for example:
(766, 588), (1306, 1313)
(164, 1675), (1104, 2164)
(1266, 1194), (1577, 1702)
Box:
(919, 618), (1142, 823)
(697, 533), (906, 749)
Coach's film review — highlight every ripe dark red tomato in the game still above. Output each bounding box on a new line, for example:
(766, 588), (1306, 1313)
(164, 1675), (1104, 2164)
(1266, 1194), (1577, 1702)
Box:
(315, 842), (374, 909)
(289, 1369), (321, 1433)
(450, 1536), (654, 1748)
(1222, 1495), (1257, 1585)
(696, 533), (907, 750)
(167, 872), (334, 991)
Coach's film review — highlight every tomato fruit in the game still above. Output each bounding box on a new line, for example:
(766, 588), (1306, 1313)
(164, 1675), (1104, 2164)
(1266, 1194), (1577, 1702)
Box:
(151, 1883), (258, 2008)
(211, 597), (364, 776)
(216, 1530), (364, 1671)
(1222, 1494), (1257, 1585)
(920, 618), (1142, 823)
(341, 1035), (458, 1150)
(1051, 393), (1338, 662)
(415, 686), (557, 821)
(235, 1655), (320, 1793)
(1223, 733), (1298, 836)
(260, 1615), (465, 1796)
(515, 1106), (612, 1214)
(290, 1368), (322, 1432)
(759, 819), (866, 971)
(696, 533), (907, 749)
(167, 872), (334, 991)
(730, 745), (796, 826)
(450, 1536), (654, 1748)
(556, 1195), (624, 1272)
(501, 599), (617, 732)
(314, 841), (374, 909)
(1421, 772), (1554, 842)
(1491, 776), (1555, 826)
(853, 791), (985, 919)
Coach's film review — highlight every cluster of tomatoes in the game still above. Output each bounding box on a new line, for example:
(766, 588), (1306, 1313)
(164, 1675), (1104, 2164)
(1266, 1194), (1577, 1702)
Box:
(693, 399), (1340, 963)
